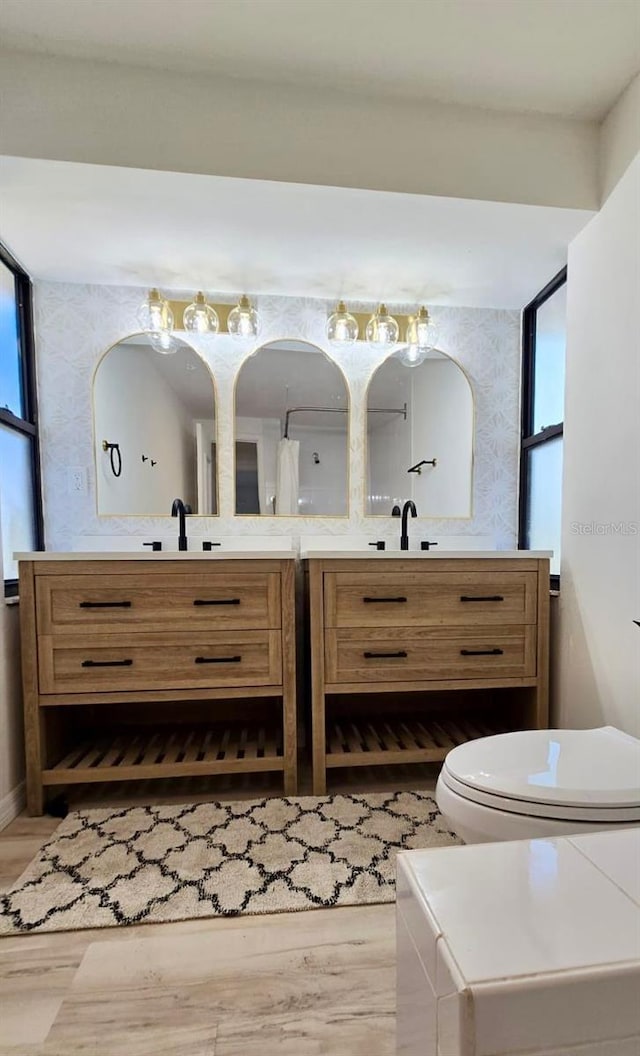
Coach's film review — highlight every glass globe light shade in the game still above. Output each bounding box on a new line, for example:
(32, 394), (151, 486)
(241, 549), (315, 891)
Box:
(227, 294), (259, 339)
(137, 288), (173, 334)
(149, 329), (179, 355)
(398, 344), (429, 368)
(326, 301), (359, 345)
(183, 292), (219, 334)
(406, 305), (436, 349)
(366, 303), (399, 349)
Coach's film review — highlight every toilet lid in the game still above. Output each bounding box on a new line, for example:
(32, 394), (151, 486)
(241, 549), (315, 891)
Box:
(443, 727), (640, 811)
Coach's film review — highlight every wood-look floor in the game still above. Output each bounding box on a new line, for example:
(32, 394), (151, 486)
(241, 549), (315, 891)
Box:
(0, 764), (440, 1055)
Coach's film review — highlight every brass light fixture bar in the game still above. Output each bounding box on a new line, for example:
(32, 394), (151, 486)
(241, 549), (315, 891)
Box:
(166, 299), (421, 340)
(168, 300), (234, 332)
(345, 311), (417, 343)
(325, 301), (436, 354)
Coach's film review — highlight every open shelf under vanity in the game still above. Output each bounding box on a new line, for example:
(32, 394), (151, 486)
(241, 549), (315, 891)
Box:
(43, 720), (285, 788)
(325, 713), (510, 770)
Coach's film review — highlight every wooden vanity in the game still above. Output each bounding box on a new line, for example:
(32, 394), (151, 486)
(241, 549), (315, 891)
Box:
(18, 553), (297, 814)
(18, 548), (550, 810)
(307, 552), (550, 794)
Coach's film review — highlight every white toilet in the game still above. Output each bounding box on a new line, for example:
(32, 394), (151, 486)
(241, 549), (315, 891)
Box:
(436, 726), (640, 843)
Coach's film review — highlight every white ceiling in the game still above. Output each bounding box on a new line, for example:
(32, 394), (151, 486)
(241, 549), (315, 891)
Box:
(236, 343), (348, 423)
(0, 156), (592, 309)
(0, 0), (638, 120)
(120, 336), (216, 419)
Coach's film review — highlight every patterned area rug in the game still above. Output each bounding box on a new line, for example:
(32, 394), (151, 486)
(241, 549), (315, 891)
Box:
(0, 791), (461, 935)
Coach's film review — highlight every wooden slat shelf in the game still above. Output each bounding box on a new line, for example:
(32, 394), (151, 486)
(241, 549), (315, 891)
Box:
(325, 715), (508, 769)
(43, 722), (284, 786)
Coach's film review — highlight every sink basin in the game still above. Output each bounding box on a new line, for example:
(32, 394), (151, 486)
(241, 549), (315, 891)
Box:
(277, 537), (549, 562)
(71, 535), (294, 554)
(299, 534), (500, 557)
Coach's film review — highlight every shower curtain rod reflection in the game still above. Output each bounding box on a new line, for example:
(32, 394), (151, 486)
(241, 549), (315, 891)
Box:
(283, 403), (407, 438)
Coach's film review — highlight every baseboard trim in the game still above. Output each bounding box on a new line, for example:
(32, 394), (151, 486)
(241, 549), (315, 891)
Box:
(0, 781), (26, 831)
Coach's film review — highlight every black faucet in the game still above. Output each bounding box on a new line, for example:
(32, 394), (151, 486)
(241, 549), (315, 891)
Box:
(171, 498), (191, 551)
(400, 500), (417, 551)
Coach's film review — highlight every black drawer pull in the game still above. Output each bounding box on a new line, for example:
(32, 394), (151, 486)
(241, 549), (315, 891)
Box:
(79, 601), (132, 609)
(364, 650), (408, 659)
(362, 596), (407, 604)
(193, 599), (241, 606)
(459, 595), (504, 603)
(81, 659), (133, 667)
(460, 648), (504, 656)
(194, 655), (242, 664)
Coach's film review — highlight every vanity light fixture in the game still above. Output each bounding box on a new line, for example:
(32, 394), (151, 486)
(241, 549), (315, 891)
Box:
(366, 303), (399, 350)
(227, 294), (259, 339)
(183, 291), (219, 334)
(406, 306), (433, 349)
(149, 329), (180, 355)
(326, 300), (359, 346)
(398, 344), (429, 368)
(399, 305), (437, 367)
(136, 288), (174, 334)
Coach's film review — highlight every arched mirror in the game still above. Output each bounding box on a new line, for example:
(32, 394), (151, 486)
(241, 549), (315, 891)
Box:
(366, 348), (473, 518)
(94, 334), (217, 516)
(234, 339), (349, 516)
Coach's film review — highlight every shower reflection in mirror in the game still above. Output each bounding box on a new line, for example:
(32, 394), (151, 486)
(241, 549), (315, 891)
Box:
(93, 334), (218, 516)
(366, 348), (474, 518)
(234, 340), (349, 516)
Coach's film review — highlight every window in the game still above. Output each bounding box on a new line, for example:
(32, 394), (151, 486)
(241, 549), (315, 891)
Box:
(519, 267), (566, 586)
(0, 244), (42, 595)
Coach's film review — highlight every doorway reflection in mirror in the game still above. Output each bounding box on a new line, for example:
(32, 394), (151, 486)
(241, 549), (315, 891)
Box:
(234, 340), (349, 516)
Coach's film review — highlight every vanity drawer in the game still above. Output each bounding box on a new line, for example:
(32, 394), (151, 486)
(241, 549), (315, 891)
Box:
(38, 630), (282, 694)
(325, 626), (536, 683)
(36, 573), (281, 635)
(324, 571), (537, 628)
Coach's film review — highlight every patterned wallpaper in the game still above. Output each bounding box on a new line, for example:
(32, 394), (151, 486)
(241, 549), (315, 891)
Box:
(34, 283), (521, 551)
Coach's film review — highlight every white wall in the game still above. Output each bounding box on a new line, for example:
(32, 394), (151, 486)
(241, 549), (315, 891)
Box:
(33, 284), (522, 551)
(0, 50), (599, 211)
(368, 414), (412, 515)
(296, 426), (348, 516)
(94, 345), (196, 516)
(599, 72), (640, 203)
(556, 153), (640, 735)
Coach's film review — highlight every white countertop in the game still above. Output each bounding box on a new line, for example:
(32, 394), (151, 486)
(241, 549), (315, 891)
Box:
(301, 549), (552, 559)
(15, 550), (297, 561)
(16, 548), (551, 562)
